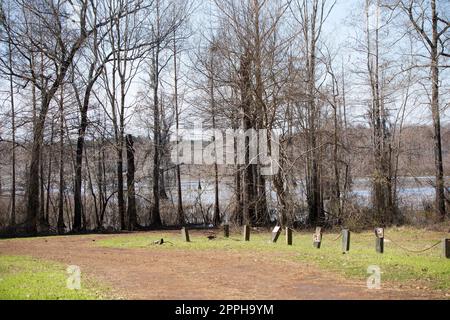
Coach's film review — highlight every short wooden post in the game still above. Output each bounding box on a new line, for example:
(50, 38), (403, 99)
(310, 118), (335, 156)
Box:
(244, 225), (250, 241)
(313, 227), (322, 249)
(223, 224), (230, 238)
(375, 228), (384, 253)
(443, 238), (450, 259)
(376, 238), (384, 253)
(286, 227), (293, 246)
(271, 226), (281, 243)
(181, 227), (190, 242)
(342, 229), (350, 253)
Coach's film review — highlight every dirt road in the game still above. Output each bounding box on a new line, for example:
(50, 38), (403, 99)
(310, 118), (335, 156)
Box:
(0, 232), (445, 299)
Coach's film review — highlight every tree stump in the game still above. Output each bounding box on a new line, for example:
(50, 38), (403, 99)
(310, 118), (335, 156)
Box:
(244, 225), (250, 241)
(181, 227), (190, 242)
(223, 224), (230, 238)
(286, 227), (293, 246)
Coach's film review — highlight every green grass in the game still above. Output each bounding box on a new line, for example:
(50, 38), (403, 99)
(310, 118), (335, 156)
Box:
(98, 227), (450, 291)
(0, 255), (110, 300)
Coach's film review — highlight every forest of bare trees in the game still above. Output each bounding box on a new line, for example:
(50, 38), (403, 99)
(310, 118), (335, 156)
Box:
(0, 0), (448, 236)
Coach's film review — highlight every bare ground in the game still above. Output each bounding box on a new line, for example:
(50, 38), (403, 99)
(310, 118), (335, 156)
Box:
(0, 231), (446, 300)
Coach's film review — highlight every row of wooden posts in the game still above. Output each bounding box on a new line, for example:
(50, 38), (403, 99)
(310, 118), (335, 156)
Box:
(180, 226), (450, 259)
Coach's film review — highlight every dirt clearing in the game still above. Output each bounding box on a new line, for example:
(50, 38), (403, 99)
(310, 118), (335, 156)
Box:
(0, 231), (446, 299)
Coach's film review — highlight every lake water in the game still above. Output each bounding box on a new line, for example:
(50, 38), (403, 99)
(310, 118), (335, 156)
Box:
(166, 176), (447, 211)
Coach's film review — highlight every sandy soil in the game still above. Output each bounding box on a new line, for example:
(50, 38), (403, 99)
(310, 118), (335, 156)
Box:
(0, 231), (446, 300)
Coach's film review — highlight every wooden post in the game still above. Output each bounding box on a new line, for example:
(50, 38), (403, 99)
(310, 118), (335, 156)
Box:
(376, 238), (384, 253)
(181, 227), (190, 242)
(375, 228), (384, 253)
(223, 224), (230, 238)
(313, 227), (322, 249)
(342, 229), (350, 253)
(244, 225), (250, 241)
(271, 226), (281, 243)
(286, 227), (293, 246)
(443, 238), (450, 259)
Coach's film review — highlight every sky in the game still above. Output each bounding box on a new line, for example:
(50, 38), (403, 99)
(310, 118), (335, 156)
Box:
(181, 0), (449, 129)
(0, 0), (448, 142)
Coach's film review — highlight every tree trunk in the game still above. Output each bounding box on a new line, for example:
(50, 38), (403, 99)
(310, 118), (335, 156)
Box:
(39, 139), (46, 229)
(209, 52), (220, 226)
(73, 83), (96, 232)
(8, 24), (16, 228)
(73, 130), (85, 231)
(58, 88), (66, 234)
(45, 120), (55, 224)
(430, 0), (446, 219)
(117, 147), (126, 229)
(240, 51), (256, 226)
(173, 35), (184, 226)
(26, 95), (50, 234)
(126, 134), (137, 230)
(234, 121), (243, 225)
(305, 1), (323, 227)
(150, 33), (163, 227)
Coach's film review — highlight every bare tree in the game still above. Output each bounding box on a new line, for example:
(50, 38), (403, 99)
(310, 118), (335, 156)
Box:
(388, 0), (449, 219)
(290, 0), (336, 226)
(0, 0), (140, 234)
(364, 0), (395, 224)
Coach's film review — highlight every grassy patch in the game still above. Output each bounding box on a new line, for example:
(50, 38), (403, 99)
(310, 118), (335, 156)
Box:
(0, 255), (110, 300)
(98, 227), (450, 291)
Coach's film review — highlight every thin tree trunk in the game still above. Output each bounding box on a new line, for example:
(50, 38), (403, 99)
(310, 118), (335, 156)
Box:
(209, 51), (220, 226)
(8, 17), (16, 228)
(430, 0), (446, 219)
(117, 147), (125, 229)
(58, 87), (66, 234)
(45, 120), (55, 224)
(234, 116), (243, 225)
(252, 0), (268, 226)
(150, 6), (163, 227)
(173, 33), (184, 226)
(85, 149), (100, 228)
(240, 51), (255, 225)
(39, 134), (45, 226)
(25, 67), (38, 235)
(126, 134), (137, 230)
